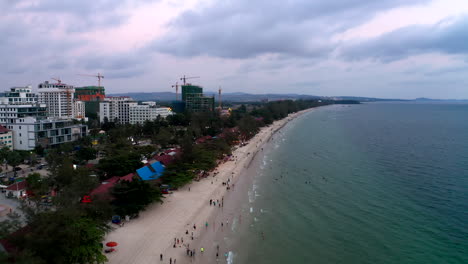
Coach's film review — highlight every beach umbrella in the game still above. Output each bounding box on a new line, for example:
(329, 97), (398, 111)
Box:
(106, 241), (118, 247)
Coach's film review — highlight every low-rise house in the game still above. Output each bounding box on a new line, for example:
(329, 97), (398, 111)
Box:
(89, 173), (134, 199)
(5, 181), (28, 199)
(0, 125), (13, 149)
(136, 161), (165, 181)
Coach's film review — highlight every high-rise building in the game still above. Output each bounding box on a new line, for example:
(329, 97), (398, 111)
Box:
(181, 85), (214, 112)
(74, 86), (105, 101)
(99, 96), (137, 124)
(37, 81), (75, 118)
(75, 86), (105, 118)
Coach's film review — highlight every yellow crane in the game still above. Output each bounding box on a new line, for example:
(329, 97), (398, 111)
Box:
(180, 75), (199, 85)
(78, 73), (105, 87)
(172, 82), (179, 101)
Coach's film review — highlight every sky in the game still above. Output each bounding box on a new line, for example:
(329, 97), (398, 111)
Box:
(1, 0), (468, 99)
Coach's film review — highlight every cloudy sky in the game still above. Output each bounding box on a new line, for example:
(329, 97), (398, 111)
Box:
(2, 0), (468, 99)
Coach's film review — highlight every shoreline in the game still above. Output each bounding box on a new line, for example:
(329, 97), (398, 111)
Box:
(105, 107), (315, 264)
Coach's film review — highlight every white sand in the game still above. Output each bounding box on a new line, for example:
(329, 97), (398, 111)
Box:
(105, 108), (313, 264)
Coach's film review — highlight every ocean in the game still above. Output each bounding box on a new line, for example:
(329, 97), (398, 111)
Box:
(227, 103), (468, 264)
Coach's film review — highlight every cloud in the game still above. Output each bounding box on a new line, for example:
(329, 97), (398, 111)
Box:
(7, 0), (160, 32)
(151, 0), (429, 59)
(76, 51), (149, 79)
(340, 15), (468, 62)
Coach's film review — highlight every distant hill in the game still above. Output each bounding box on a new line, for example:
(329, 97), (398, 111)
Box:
(413, 97), (468, 102)
(108, 92), (405, 102)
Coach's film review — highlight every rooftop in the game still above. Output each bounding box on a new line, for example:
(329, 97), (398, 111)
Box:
(136, 161), (165, 181)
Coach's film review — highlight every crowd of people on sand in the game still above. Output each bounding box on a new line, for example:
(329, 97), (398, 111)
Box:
(156, 119), (290, 263)
(160, 162), (240, 263)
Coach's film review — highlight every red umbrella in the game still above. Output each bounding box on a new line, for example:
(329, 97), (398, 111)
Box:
(106, 241), (118, 247)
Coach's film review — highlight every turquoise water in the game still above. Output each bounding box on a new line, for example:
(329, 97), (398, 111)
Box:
(231, 103), (468, 264)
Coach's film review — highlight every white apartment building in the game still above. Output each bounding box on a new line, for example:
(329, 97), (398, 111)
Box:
(129, 105), (173, 124)
(0, 86), (87, 150)
(37, 81), (75, 118)
(5, 116), (87, 150)
(2, 86), (37, 104)
(74, 101), (86, 120)
(99, 96), (137, 124)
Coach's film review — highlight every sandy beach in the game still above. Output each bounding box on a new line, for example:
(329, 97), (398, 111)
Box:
(105, 108), (314, 264)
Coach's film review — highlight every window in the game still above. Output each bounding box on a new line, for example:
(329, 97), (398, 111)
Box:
(20, 140), (22, 144)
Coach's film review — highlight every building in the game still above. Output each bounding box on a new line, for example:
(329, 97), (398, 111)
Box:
(75, 86), (105, 118)
(181, 85), (214, 112)
(129, 104), (173, 124)
(5, 181), (28, 199)
(74, 101), (86, 120)
(75, 86), (105, 102)
(0, 86), (87, 150)
(1, 86), (37, 104)
(37, 81), (75, 118)
(181, 85), (203, 101)
(136, 161), (165, 181)
(5, 116), (87, 150)
(0, 125), (13, 149)
(99, 96), (137, 124)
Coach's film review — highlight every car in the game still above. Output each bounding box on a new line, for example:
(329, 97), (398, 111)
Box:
(14, 167), (22, 171)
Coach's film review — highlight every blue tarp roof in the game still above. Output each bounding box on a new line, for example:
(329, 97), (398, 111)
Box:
(136, 161), (165, 181)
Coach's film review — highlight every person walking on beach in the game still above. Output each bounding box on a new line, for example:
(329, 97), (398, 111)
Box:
(160, 254), (163, 261)
(210, 199), (212, 206)
(169, 257), (172, 264)
(205, 221), (208, 229)
(201, 247), (204, 254)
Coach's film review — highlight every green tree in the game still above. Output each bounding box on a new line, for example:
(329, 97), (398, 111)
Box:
(0, 147), (9, 170)
(10, 210), (108, 264)
(136, 145), (157, 160)
(98, 152), (142, 178)
(238, 115), (259, 140)
(75, 146), (97, 163)
(26, 173), (49, 198)
(111, 179), (162, 217)
(7, 150), (22, 176)
(152, 127), (172, 148)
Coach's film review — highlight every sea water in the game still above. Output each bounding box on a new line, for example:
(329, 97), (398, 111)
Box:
(229, 103), (468, 264)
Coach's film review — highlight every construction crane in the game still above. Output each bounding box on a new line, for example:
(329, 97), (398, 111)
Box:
(180, 75), (199, 85)
(172, 82), (180, 101)
(78, 73), (105, 87)
(51, 77), (62, 84)
(218, 87), (222, 109)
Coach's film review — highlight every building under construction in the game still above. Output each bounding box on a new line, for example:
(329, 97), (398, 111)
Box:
(75, 86), (105, 118)
(181, 84), (214, 112)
